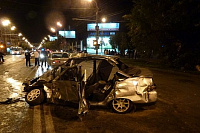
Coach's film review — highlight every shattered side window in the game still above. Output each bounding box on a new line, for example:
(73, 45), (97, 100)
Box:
(59, 67), (78, 81)
(79, 60), (100, 80)
(67, 59), (85, 67)
(115, 59), (129, 71)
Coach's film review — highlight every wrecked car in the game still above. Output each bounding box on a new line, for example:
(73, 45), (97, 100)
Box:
(23, 55), (157, 114)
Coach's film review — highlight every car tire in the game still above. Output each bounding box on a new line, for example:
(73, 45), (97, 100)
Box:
(25, 88), (45, 106)
(111, 98), (136, 113)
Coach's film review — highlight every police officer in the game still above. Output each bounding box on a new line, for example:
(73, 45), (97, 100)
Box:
(40, 50), (48, 66)
(25, 50), (31, 67)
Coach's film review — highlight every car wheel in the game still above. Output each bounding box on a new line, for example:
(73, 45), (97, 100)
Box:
(25, 88), (45, 106)
(111, 98), (135, 113)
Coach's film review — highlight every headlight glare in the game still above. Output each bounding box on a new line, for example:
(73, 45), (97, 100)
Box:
(40, 54), (44, 59)
(132, 81), (138, 86)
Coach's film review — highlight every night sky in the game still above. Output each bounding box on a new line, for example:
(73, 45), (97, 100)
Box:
(0, 0), (133, 43)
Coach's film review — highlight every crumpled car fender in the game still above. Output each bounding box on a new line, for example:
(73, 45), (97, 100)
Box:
(114, 77), (157, 103)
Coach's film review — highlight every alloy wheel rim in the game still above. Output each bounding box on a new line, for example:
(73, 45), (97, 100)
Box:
(112, 98), (130, 112)
(27, 89), (41, 101)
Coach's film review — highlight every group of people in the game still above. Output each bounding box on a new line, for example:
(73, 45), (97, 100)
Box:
(25, 49), (48, 67)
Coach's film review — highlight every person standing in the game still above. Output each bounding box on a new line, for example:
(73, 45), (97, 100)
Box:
(0, 51), (4, 63)
(34, 50), (40, 66)
(25, 51), (31, 67)
(40, 50), (48, 66)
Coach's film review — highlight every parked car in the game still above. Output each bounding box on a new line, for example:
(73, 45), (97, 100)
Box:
(23, 55), (157, 114)
(47, 52), (69, 67)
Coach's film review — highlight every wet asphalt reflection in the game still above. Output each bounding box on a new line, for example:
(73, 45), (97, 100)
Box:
(0, 55), (49, 101)
(0, 55), (51, 132)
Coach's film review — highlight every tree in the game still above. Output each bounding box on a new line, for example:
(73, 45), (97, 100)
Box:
(19, 42), (31, 50)
(110, 32), (130, 56)
(42, 41), (57, 50)
(124, 0), (200, 70)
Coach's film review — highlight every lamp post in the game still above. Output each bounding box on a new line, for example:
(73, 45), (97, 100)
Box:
(95, 3), (99, 55)
(50, 22), (62, 48)
(50, 27), (57, 45)
(10, 26), (16, 46)
(87, 0), (99, 54)
(2, 19), (11, 53)
(18, 33), (22, 47)
(95, 1), (99, 55)
(101, 17), (106, 55)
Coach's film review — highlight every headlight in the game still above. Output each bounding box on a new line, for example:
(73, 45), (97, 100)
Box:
(40, 54), (44, 59)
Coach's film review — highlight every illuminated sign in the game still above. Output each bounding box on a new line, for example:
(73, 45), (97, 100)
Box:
(110, 32), (115, 35)
(49, 36), (58, 41)
(87, 23), (120, 31)
(87, 36), (112, 49)
(58, 31), (76, 38)
(88, 32), (110, 36)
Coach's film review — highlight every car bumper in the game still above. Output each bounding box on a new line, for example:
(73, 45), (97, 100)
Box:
(136, 90), (157, 103)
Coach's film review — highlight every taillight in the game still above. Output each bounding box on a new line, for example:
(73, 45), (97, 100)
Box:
(53, 60), (60, 64)
(147, 85), (156, 92)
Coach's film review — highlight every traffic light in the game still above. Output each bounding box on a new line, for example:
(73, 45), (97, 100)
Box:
(93, 40), (97, 46)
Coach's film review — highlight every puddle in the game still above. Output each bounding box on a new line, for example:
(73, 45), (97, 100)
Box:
(4, 77), (24, 99)
(35, 66), (49, 77)
(1, 65), (49, 100)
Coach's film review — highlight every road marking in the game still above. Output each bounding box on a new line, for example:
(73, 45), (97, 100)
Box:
(33, 105), (42, 133)
(44, 105), (56, 133)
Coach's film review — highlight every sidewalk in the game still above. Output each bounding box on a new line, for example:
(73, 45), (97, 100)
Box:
(121, 57), (200, 77)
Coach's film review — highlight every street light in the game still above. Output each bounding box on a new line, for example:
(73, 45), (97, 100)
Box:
(50, 27), (57, 44)
(102, 17), (106, 23)
(50, 27), (56, 32)
(0, 44), (4, 48)
(2, 19), (11, 53)
(2, 19), (10, 26)
(10, 26), (17, 46)
(101, 17), (106, 54)
(87, 0), (99, 54)
(50, 21), (63, 49)
(11, 26), (16, 30)
(57, 22), (62, 27)
(17, 33), (23, 48)
(18, 33), (22, 37)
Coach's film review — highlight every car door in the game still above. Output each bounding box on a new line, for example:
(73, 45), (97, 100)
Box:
(52, 66), (88, 116)
(52, 66), (79, 102)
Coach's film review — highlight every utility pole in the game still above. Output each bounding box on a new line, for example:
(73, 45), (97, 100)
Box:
(95, 1), (99, 55)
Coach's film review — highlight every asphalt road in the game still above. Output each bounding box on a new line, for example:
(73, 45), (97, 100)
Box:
(0, 55), (200, 133)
